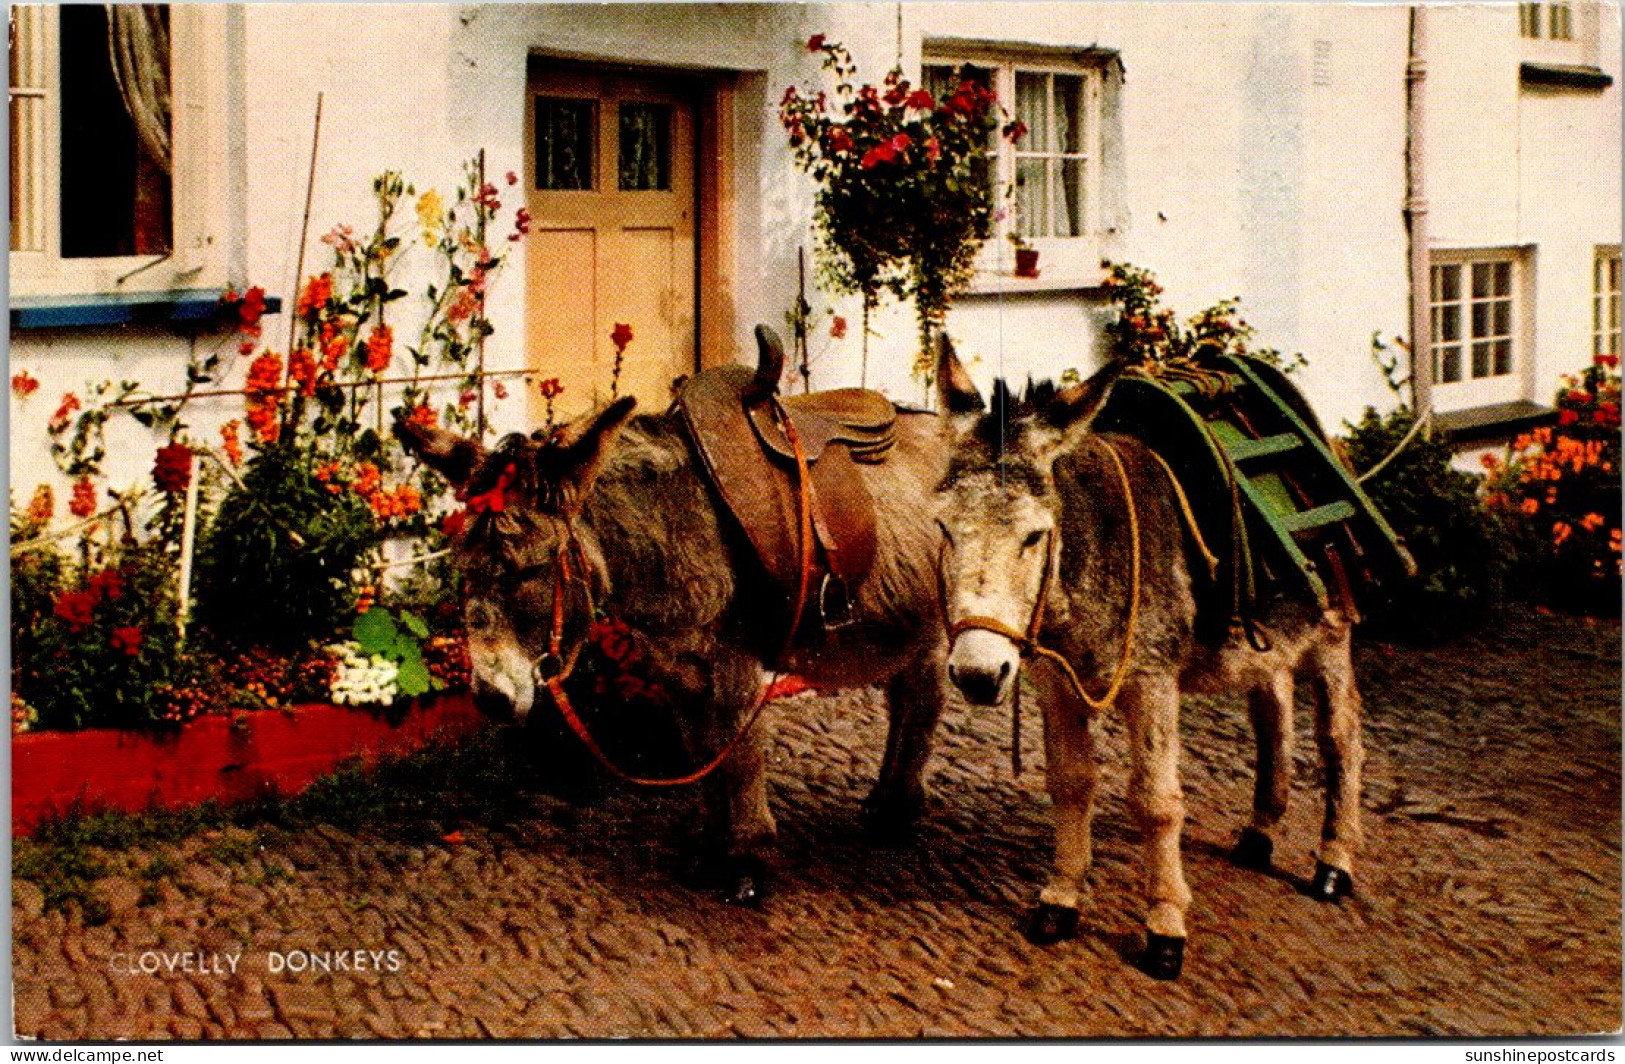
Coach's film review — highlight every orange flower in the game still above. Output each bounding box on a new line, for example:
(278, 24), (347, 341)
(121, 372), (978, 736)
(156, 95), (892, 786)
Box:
(1580, 512), (1606, 533)
(320, 319), (350, 372)
(69, 477), (97, 518)
(244, 351), (285, 445)
(220, 421), (244, 467)
(1553, 522), (1573, 547)
(287, 348), (318, 396)
(24, 484), (53, 524)
(11, 370), (39, 398)
(405, 404), (438, 432)
(1519, 498), (1540, 515)
(48, 393), (81, 433)
(365, 325), (393, 373)
(297, 273), (333, 319)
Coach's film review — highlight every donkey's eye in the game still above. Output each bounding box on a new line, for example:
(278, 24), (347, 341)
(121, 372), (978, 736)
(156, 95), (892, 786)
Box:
(1021, 529), (1046, 552)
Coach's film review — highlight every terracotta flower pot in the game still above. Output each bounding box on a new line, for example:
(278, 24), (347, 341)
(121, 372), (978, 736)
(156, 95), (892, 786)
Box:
(1014, 247), (1041, 278)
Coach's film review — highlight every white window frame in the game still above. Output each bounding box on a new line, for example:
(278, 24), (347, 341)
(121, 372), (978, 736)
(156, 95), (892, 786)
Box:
(1429, 248), (1534, 412)
(1518, 0), (1604, 66)
(1595, 245), (1621, 362)
(922, 43), (1109, 283)
(1520, 1), (1575, 40)
(9, 4), (233, 299)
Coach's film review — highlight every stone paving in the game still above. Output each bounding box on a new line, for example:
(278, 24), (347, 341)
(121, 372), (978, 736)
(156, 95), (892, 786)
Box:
(12, 613), (1621, 1039)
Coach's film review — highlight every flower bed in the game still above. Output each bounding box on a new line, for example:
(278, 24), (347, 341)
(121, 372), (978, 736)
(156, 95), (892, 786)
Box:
(11, 693), (484, 837)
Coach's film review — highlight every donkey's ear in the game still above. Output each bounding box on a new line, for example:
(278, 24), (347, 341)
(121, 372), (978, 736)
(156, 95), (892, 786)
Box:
(394, 420), (484, 487)
(558, 395), (638, 510)
(936, 332), (985, 417)
(1029, 360), (1123, 468)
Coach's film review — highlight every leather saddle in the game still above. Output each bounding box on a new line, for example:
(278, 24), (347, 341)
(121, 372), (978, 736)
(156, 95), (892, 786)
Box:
(674, 326), (897, 628)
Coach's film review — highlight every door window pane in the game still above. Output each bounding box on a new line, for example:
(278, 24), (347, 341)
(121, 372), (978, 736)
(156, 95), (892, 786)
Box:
(535, 97), (594, 190)
(618, 103), (671, 191)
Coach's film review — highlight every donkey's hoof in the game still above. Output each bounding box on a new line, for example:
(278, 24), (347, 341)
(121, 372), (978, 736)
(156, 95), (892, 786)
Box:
(1230, 827), (1274, 871)
(1310, 861), (1354, 902)
(1024, 903), (1080, 946)
(721, 856), (770, 908)
(861, 795), (921, 848)
(1142, 933), (1186, 981)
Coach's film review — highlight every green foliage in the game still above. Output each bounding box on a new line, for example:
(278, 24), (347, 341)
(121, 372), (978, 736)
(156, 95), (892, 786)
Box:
(1343, 406), (1511, 641)
(351, 606), (437, 698)
(1099, 261), (1307, 373)
(194, 446), (380, 651)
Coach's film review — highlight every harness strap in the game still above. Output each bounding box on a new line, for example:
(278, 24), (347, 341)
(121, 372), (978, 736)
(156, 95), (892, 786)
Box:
(946, 436), (1142, 715)
(535, 399), (817, 788)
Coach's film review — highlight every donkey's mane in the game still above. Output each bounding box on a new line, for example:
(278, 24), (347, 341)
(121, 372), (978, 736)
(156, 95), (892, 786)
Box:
(941, 377), (1065, 495)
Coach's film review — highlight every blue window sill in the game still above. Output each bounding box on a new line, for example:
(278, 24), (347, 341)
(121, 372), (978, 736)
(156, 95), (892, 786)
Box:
(10, 289), (282, 331)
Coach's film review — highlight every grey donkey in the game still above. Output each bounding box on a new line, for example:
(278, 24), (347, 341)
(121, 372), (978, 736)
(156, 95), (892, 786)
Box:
(933, 339), (1364, 980)
(396, 383), (954, 906)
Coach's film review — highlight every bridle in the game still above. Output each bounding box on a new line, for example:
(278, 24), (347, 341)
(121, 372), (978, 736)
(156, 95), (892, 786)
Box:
(943, 435), (1144, 716)
(526, 398), (815, 787)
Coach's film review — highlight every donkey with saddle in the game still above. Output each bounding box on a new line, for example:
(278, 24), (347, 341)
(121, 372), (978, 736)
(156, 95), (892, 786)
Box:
(933, 338), (1413, 980)
(397, 327), (952, 905)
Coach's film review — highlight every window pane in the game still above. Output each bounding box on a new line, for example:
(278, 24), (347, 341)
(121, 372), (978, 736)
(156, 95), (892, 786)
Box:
(1435, 303), (1461, 343)
(1436, 345), (1462, 384)
(1015, 157), (1047, 238)
(1471, 341), (1493, 379)
(618, 103), (670, 191)
(1433, 263), (1460, 302)
(535, 97), (594, 190)
(1055, 73), (1085, 155)
(1521, 2), (1542, 37)
(1056, 157), (1085, 237)
(1016, 72), (1050, 152)
(1492, 261), (1512, 297)
(1492, 299), (1511, 337)
(1471, 262), (1494, 299)
(60, 4), (173, 258)
(1493, 339), (1513, 376)
(1471, 301), (1490, 340)
(1551, 2), (1572, 39)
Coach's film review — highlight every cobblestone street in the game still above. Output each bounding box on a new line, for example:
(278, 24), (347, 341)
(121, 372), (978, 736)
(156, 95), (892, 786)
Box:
(12, 613), (1620, 1039)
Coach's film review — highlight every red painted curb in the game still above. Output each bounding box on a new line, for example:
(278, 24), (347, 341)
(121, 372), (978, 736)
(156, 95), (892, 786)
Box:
(10, 694), (486, 837)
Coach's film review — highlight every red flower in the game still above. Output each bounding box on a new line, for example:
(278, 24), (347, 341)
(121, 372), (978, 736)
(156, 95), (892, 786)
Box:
(111, 626), (143, 657)
(826, 128), (854, 154)
(509, 207), (533, 242)
(49, 393), (82, 433)
(1004, 120), (1029, 144)
(1596, 352), (1620, 369)
(53, 591), (97, 632)
(462, 463), (516, 515)
(925, 136), (941, 164)
(441, 831), (466, 845)
(538, 377), (564, 399)
(458, 390), (477, 409)
(474, 183), (502, 212)
(441, 510), (470, 538)
(11, 370), (39, 398)
(365, 325), (394, 373)
(610, 322), (634, 350)
(492, 381), (508, 401)
(152, 442), (194, 493)
(505, 170), (518, 186)
(906, 89), (935, 111)
(830, 316), (848, 339)
(239, 286), (268, 329)
(87, 568), (124, 602)
(806, 34), (826, 52)
(69, 477), (97, 518)
(1560, 409), (1580, 426)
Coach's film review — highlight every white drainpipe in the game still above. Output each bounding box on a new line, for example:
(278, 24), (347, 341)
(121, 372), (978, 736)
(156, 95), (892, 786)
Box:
(1406, 4), (1432, 420)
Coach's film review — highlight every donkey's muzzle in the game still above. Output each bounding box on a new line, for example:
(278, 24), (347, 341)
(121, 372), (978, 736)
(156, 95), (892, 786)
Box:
(949, 659), (1012, 706)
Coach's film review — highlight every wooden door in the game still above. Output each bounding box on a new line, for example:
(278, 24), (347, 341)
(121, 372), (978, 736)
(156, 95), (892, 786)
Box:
(525, 62), (698, 423)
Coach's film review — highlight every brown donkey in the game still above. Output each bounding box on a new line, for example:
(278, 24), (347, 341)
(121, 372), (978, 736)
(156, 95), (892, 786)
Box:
(933, 340), (1364, 980)
(397, 375), (953, 906)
